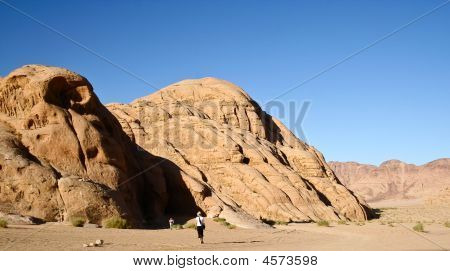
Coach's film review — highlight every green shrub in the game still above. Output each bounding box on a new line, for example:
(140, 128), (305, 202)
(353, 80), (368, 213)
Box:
(338, 220), (348, 225)
(172, 224), (182, 230)
(70, 217), (86, 227)
(316, 220), (329, 227)
(213, 217), (226, 223)
(413, 222), (425, 232)
(444, 221), (450, 228)
(226, 223), (236, 229)
(0, 218), (7, 228)
(213, 217), (237, 229)
(183, 222), (196, 229)
(102, 216), (129, 229)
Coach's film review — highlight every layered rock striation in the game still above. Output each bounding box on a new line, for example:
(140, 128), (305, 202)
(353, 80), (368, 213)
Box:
(0, 65), (165, 225)
(329, 159), (450, 203)
(0, 65), (372, 228)
(108, 77), (372, 226)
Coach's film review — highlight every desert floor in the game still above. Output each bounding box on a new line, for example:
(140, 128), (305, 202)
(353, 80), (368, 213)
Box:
(1, 203), (449, 251)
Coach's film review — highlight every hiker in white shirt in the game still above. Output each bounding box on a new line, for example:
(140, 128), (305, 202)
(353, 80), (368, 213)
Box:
(195, 211), (205, 244)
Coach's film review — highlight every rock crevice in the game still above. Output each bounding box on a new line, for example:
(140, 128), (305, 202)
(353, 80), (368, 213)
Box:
(0, 66), (372, 228)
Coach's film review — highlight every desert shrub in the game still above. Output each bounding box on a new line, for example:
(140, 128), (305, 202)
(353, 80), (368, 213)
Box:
(220, 221), (235, 229)
(172, 224), (182, 230)
(102, 216), (129, 229)
(183, 222), (196, 229)
(413, 222), (425, 232)
(226, 223), (236, 229)
(275, 221), (289, 225)
(213, 217), (237, 229)
(444, 221), (450, 228)
(70, 217), (86, 227)
(338, 220), (348, 225)
(213, 217), (226, 223)
(0, 218), (7, 228)
(317, 220), (329, 227)
(356, 222), (365, 226)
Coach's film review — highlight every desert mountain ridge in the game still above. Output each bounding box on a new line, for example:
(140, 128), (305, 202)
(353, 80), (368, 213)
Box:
(329, 158), (449, 168)
(329, 158), (450, 203)
(0, 65), (372, 228)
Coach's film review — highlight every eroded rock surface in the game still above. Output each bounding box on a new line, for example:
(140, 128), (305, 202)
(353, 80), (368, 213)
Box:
(0, 66), (371, 228)
(108, 77), (372, 226)
(329, 159), (450, 203)
(0, 65), (165, 225)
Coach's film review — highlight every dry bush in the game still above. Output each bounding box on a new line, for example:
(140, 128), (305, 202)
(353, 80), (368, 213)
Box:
(102, 217), (129, 229)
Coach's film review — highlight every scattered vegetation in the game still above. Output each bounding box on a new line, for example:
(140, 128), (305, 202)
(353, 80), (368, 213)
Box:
(70, 217), (86, 227)
(388, 222), (395, 227)
(356, 222), (365, 226)
(102, 216), (129, 229)
(222, 221), (237, 229)
(226, 223), (236, 229)
(0, 218), (7, 228)
(413, 222), (425, 232)
(213, 217), (226, 223)
(316, 220), (329, 227)
(183, 222), (196, 229)
(171, 224), (183, 230)
(214, 217), (237, 229)
(338, 220), (348, 225)
(444, 221), (450, 228)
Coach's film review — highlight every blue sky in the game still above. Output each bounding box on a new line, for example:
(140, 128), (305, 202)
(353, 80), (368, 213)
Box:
(1, 0), (449, 165)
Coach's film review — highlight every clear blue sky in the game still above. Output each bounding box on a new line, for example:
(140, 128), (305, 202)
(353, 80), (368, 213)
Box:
(1, 0), (449, 166)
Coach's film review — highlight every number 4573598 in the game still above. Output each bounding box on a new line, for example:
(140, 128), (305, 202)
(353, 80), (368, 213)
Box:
(262, 255), (317, 265)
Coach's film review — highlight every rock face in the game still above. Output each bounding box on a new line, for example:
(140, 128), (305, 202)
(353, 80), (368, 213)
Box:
(107, 77), (372, 226)
(0, 65), (371, 228)
(0, 65), (166, 225)
(329, 159), (450, 203)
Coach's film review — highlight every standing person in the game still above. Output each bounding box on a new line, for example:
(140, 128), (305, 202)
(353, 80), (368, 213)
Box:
(169, 217), (174, 230)
(195, 211), (205, 244)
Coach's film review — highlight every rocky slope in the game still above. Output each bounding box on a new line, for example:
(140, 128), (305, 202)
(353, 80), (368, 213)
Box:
(107, 77), (372, 226)
(329, 159), (450, 203)
(0, 65), (166, 225)
(0, 65), (372, 228)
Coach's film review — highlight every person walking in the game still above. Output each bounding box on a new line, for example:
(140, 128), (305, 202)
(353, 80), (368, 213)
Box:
(195, 211), (205, 244)
(169, 217), (174, 230)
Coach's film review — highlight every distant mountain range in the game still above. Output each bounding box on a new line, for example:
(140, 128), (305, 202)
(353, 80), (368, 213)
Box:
(329, 159), (450, 203)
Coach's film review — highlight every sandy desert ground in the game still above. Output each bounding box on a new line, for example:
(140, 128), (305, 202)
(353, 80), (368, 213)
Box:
(1, 202), (449, 251)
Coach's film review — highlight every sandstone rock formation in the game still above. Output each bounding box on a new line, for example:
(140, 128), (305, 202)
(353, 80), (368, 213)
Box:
(0, 65), (372, 228)
(0, 65), (166, 225)
(426, 187), (450, 206)
(329, 159), (450, 203)
(107, 77), (372, 226)
(0, 211), (44, 225)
